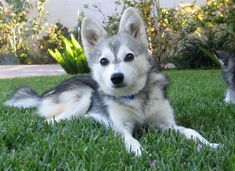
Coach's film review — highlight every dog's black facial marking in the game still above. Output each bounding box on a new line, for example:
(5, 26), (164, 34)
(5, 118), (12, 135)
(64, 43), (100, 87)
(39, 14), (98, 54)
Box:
(107, 38), (121, 64)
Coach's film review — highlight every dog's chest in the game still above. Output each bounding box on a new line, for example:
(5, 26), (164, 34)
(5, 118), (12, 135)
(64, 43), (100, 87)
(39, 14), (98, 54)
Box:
(122, 87), (163, 122)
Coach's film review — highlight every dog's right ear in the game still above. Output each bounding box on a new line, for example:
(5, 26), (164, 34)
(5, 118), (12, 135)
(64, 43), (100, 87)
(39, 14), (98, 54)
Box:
(81, 17), (107, 59)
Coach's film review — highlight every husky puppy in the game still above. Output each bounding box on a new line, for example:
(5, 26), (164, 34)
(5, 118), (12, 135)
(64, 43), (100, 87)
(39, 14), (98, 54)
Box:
(214, 50), (235, 104)
(5, 7), (219, 156)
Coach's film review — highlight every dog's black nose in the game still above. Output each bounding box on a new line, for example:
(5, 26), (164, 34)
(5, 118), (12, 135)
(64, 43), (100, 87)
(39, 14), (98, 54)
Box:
(111, 73), (124, 85)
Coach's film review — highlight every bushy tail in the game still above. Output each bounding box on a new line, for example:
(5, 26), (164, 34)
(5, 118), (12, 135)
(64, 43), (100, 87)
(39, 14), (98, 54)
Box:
(4, 87), (40, 108)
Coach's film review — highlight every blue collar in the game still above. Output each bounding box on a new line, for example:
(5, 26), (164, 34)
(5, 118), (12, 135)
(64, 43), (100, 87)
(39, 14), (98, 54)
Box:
(121, 94), (135, 100)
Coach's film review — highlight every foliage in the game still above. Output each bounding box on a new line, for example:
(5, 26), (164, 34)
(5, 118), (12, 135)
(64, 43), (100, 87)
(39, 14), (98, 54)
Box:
(37, 13), (82, 64)
(172, 37), (221, 69)
(38, 23), (72, 64)
(49, 34), (90, 74)
(166, 0), (234, 68)
(83, 3), (120, 36)
(1, 70), (235, 170)
(0, 0), (47, 64)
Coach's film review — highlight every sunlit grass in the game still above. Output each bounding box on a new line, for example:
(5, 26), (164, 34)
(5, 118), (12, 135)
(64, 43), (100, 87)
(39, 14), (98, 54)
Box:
(0, 70), (234, 170)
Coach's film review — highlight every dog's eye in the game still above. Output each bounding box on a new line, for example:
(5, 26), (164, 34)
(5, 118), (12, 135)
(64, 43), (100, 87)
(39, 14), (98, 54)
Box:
(124, 53), (134, 62)
(100, 58), (109, 66)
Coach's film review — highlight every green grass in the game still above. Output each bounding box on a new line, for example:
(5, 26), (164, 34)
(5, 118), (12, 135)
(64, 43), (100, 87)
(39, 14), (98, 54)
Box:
(0, 70), (235, 170)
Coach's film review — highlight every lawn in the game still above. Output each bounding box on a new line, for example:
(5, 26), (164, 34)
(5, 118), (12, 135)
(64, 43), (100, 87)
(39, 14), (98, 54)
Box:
(0, 70), (234, 170)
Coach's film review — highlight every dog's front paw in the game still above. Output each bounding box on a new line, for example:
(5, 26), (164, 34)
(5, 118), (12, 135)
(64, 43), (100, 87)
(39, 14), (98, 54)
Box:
(125, 138), (142, 157)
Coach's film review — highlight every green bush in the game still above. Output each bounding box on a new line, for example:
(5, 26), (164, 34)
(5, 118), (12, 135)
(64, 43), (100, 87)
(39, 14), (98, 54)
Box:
(172, 39), (220, 69)
(0, 0), (47, 64)
(169, 0), (234, 69)
(38, 23), (71, 64)
(49, 34), (90, 74)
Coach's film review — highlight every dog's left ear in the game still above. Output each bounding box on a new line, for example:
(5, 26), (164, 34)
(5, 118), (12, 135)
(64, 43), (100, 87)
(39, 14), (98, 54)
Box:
(119, 7), (148, 46)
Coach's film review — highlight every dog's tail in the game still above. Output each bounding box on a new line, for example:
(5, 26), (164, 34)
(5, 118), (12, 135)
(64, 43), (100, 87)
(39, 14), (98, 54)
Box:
(4, 87), (40, 108)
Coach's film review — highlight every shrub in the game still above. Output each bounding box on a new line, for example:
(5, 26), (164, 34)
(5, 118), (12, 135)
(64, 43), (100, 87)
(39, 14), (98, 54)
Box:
(171, 0), (234, 69)
(49, 34), (90, 74)
(38, 23), (72, 64)
(172, 37), (220, 69)
(0, 0), (47, 64)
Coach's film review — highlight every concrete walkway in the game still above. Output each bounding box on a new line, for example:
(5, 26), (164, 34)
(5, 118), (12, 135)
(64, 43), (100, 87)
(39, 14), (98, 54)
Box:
(0, 65), (66, 79)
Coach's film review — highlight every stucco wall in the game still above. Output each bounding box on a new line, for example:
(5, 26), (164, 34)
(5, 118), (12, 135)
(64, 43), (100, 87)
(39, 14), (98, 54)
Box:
(40, 0), (206, 29)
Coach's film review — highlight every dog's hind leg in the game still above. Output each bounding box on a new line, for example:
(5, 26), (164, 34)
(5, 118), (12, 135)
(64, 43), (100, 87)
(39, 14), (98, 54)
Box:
(52, 97), (91, 122)
(40, 89), (93, 123)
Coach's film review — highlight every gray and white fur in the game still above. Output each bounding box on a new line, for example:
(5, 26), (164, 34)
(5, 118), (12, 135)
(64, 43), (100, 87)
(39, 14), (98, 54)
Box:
(214, 50), (235, 104)
(5, 7), (219, 156)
